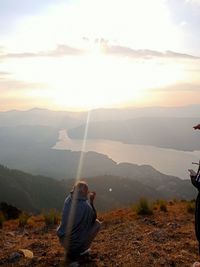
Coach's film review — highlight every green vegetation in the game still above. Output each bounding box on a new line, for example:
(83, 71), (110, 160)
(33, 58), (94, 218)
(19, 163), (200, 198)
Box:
(135, 198), (153, 215)
(43, 209), (61, 227)
(153, 199), (168, 212)
(0, 164), (196, 213)
(158, 199), (168, 212)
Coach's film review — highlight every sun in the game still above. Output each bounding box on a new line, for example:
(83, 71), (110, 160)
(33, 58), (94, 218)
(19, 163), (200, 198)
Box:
(50, 52), (142, 110)
(48, 53), (184, 110)
(6, 46), (185, 111)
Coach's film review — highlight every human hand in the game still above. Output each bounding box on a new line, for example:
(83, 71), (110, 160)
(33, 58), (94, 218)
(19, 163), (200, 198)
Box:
(193, 124), (200, 130)
(89, 191), (96, 203)
(188, 169), (196, 176)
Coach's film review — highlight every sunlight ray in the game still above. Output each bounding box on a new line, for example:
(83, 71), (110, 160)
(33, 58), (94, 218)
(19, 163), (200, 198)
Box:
(63, 110), (91, 253)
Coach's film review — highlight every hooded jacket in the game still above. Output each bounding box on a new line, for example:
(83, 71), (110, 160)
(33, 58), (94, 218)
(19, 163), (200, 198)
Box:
(57, 192), (97, 252)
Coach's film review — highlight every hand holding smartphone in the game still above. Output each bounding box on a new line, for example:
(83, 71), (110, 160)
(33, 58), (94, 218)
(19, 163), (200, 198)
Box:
(89, 191), (96, 203)
(188, 169), (197, 176)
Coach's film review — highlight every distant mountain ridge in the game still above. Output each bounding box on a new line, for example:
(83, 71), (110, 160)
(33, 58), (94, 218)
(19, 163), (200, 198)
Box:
(68, 117), (200, 151)
(1, 104), (200, 128)
(0, 105), (199, 183)
(0, 165), (196, 212)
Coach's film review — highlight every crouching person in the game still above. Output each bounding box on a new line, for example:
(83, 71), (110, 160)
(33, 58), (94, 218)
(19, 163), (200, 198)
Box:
(57, 181), (101, 264)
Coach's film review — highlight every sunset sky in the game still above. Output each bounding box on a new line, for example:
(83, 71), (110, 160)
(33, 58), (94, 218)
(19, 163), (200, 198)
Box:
(0, 0), (200, 111)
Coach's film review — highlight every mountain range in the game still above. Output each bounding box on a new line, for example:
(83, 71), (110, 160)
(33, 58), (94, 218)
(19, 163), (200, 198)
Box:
(0, 106), (199, 178)
(0, 165), (196, 212)
(0, 106), (199, 213)
(68, 117), (200, 151)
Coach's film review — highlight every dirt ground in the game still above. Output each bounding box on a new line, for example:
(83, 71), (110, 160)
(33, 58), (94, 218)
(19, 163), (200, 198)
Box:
(0, 201), (199, 266)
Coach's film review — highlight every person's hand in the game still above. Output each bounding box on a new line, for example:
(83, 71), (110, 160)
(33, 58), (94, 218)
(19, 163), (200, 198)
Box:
(89, 191), (96, 203)
(193, 124), (200, 130)
(188, 169), (196, 176)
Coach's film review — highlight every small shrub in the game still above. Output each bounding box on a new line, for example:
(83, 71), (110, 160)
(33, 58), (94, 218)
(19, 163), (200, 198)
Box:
(135, 198), (153, 215)
(43, 209), (60, 227)
(187, 201), (195, 214)
(27, 217), (35, 228)
(159, 200), (168, 212)
(181, 199), (187, 203)
(0, 211), (5, 228)
(18, 213), (30, 227)
(153, 205), (158, 211)
(0, 202), (21, 220)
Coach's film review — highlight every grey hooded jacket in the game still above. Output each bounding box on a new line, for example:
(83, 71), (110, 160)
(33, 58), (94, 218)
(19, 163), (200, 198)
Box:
(57, 192), (97, 252)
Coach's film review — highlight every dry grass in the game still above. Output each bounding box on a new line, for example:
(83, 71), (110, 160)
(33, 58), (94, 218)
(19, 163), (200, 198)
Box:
(135, 197), (153, 215)
(0, 201), (199, 266)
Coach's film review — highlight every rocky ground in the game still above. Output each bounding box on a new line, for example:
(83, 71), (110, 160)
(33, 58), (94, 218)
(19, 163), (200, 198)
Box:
(0, 201), (199, 266)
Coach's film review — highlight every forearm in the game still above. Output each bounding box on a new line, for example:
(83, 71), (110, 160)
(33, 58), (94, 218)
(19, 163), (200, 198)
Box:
(90, 202), (97, 221)
(191, 175), (200, 189)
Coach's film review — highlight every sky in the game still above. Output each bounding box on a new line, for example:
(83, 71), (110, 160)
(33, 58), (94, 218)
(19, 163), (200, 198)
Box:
(0, 0), (200, 111)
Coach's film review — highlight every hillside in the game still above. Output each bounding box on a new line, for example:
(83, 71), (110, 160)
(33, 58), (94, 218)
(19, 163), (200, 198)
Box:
(0, 108), (84, 128)
(0, 201), (199, 266)
(0, 108), (199, 179)
(68, 117), (200, 151)
(1, 105), (200, 128)
(0, 165), (196, 213)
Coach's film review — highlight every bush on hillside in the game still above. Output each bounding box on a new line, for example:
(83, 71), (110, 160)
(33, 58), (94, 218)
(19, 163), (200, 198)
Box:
(187, 201), (195, 214)
(158, 200), (168, 212)
(0, 202), (21, 220)
(43, 209), (60, 227)
(18, 212), (30, 227)
(153, 199), (167, 212)
(135, 198), (153, 215)
(0, 211), (5, 228)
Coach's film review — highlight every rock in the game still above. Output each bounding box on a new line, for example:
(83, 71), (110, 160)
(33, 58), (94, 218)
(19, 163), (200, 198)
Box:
(149, 230), (167, 242)
(19, 249), (34, 258)
(142, 218), (158, 226)
(167, 222), (180, 229)
(7, 231), (15, 237)
(150, 251), (160, 258)
(9, 252), (22, 263)
(22, 230), (29, 236)
(99, 255), (104, 261)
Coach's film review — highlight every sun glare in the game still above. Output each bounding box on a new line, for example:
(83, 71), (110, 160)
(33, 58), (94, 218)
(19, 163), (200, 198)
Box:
(1, 0), (193, 110)
(4, 49), (186, 111)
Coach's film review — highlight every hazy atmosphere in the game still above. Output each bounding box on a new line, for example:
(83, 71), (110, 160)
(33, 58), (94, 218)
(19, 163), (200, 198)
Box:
(1, 2), (200, 266)
(0, 0), (200, 111)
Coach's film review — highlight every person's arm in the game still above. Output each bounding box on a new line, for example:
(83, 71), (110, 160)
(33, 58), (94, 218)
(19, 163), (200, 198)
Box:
(189, 169), (200, 189)
(89, 192), (97, 221)
(193, 124), (200, 130)
(57, 195), (71, 237)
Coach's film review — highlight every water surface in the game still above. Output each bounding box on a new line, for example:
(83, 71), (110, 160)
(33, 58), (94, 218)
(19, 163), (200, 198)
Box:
(53, 130), (200, 179)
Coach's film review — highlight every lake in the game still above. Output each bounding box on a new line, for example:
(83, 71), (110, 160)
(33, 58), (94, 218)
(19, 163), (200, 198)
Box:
(53, 130), (200, 179)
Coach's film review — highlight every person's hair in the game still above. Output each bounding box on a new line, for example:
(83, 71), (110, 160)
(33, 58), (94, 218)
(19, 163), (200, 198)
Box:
(71, 180), (88, 195)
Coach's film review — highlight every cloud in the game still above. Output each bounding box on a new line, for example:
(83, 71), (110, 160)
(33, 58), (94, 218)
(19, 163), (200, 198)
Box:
(0, 71), (10, 77)
(98, 40), (199, 59)
(150, 83), (200, 92)
(0, 45), (84, 60)
(0, 42), (199, 61)
(0, 78), (46, 93)
(44, 45), (84, 57)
